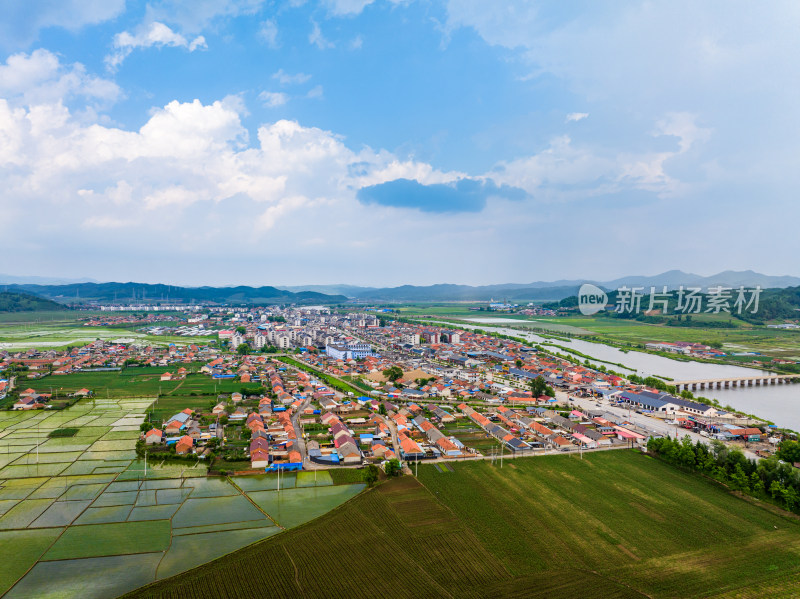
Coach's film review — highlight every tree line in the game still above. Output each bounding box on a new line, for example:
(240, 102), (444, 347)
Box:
(647, 435), (800, 513)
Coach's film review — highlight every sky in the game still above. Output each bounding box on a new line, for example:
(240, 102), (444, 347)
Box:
(1, 0), (799, 287)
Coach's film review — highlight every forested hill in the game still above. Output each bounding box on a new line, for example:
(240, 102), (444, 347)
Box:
(3, 283), (347, 306)
(0, 291), (68, 312)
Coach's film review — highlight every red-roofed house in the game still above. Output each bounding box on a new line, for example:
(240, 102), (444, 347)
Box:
(175, 435), (194, 455)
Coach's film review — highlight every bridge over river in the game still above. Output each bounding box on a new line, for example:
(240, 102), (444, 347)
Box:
(674, 374), (800, 392)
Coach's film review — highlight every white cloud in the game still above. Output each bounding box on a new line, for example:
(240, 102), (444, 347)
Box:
(617, 112), (710, 195)
(444, 0), (540, 49)
(272, 69), (312, 86)
(259, 91), (290, 108)
(0, 49), (120, 108)
(322, 0), (375, 17)
(655, 111), (710, 153)
(566, 112), (588, 123)
(445, 2), (800, 173)
(106, 22), (207, 71)
(350, 36), (363, 50)
(0, 0), (126, 50)
(144, 0), (267, 35)
(0, 97), (470, 266)
(259, 19), (280, 48)
(306, 85), (324, 99)
(309, 21), (334, 49)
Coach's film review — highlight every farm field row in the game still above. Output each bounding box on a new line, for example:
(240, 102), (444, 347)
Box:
(124, 451), (800, 599)
(0, 322), (216, 350)
(21, 369), (262, 402)
(0, 397), (366, 598)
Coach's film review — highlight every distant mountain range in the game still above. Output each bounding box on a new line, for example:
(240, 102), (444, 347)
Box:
(3, 270), (797, 306)
(0, 274), (99, 285)
(0, 283), (347, 306)
(277, 270), (800, 302)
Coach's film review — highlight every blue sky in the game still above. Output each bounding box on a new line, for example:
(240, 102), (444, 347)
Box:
(0, 1), (798, 286)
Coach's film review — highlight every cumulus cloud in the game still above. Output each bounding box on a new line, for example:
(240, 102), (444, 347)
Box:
(0, 95), (470, 255)
(566, 112), (588, 123)
(106, 22), (207, 71)
(0, 49), (120, 108)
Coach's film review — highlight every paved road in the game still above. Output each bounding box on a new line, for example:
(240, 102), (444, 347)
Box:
(289, 396), (312, 462)
(379, 412), (401, 458)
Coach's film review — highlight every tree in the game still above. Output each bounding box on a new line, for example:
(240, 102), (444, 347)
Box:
(515, 359), (523, 368)
(235, 326), (246, 335)
(382, 366), (403, 383)
(363, 464), (379, 487)
(777, 440), (800, 464)
(384, 458), (402, 477)
(237, 343), (251, 355)
(679, 436), (697, 469)
(730, 464), (750, 492)
(529, 376), (547, 398)
(378, 403), (387, 416)
(783, 486), (799, 511)
(770, 480), (786, 501)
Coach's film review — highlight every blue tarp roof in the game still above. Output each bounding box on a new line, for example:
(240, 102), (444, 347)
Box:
(265, 462), (303, 472)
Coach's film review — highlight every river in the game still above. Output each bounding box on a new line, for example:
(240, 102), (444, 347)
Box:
(446, 318), (800, 430)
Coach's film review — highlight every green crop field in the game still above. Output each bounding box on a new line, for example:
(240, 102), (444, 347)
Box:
(23, 369), (258, 405)
(0, 314), (213, 350)
(124, 451), (800, 599)
(0, 395), (368, 598)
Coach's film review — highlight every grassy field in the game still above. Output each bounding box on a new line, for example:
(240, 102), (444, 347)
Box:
(123, 450), (800, 599)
